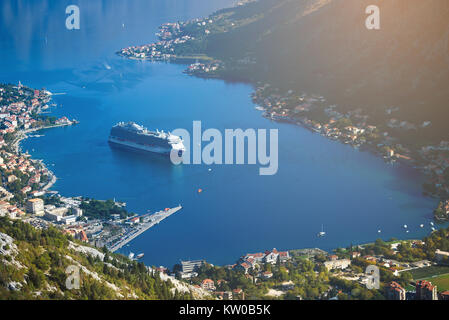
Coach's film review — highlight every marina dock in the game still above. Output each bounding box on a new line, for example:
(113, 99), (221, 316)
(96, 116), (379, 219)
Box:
(107, 205), (182, 252)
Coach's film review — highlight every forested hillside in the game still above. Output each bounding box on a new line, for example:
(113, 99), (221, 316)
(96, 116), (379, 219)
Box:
(0, 217), (196, 299)
(202, 0), (449, 143)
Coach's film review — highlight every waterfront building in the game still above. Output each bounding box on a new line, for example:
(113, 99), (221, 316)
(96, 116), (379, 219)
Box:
(263, 248), (290, 264)
(181, 260), (205, 274)
(238, 248), (290, 272)
(243, 252), (265, 263)
(278, 251), (290, 263)
(387, 281), (406, 300)
(235, 262), (251, 274)
(26, 198), (44, 216)
(415, 280), (438, 300)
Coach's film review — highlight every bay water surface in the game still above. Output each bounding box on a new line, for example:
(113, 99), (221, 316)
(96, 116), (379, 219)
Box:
(0, 0), (440, 267)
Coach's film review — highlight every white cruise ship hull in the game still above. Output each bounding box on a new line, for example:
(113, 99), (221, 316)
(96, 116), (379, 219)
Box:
(108, 137), (181, 155)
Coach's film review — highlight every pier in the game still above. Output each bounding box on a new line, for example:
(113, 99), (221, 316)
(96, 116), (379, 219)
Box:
(107, 205), (182, 252)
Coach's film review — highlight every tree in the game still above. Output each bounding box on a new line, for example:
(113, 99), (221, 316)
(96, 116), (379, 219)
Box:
(28, 266), (45, 289)
(34, 252), (51, 271)
(400, 271), (412, 283)
(335, 118), (352, 130)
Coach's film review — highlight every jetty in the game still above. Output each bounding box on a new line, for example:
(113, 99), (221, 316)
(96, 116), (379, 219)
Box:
(107, 205), (182, 252)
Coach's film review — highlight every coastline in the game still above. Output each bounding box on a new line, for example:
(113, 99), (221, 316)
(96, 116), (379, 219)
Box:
(2, 0), (449, 301)
(116, 10), (448, 223)
(2, 3), (445, 269)
(15, 123), (76, 192)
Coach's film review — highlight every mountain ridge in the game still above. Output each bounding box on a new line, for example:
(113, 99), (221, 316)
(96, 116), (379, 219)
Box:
(202, 0), (449, 142)
(0, 217), (206, 299)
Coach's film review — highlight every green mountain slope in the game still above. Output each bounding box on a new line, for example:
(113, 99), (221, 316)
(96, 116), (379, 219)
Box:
(202, 0), (449, 143)
(0, 217), (196, 300)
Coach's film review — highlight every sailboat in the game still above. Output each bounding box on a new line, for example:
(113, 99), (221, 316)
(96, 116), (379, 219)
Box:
(317, 225), (326, 237)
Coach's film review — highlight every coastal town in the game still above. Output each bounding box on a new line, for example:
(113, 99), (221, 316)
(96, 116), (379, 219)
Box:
(0, 83), (89, 226)
(2, 81), (448, 301)
(117, 21), (200, 62)
(116, 12), (231, 69)
(0, 0), (448, 302)
(0, 83), (74, 215)
(154, 234), (449, 300)
(249, 84), (449, 221)
(0, 82), (184, 254)
(113, 8), (449, 300)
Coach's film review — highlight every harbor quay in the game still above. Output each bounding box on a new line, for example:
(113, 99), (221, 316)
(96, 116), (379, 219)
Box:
(107, 205), (183, 252)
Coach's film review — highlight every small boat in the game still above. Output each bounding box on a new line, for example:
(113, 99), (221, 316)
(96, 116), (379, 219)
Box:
(420, 224), (424, 228)
(317, 225), (326, 237)
(406, 230), (409, 233)
(403, 224), (408, 229)
(431, 227), (436, 232)
(378, 229), (382, 233)
(198, 188), (203, 193)
(136, 253), (144, 259)
(430, 222), (434, 226)
(208, 168), (212, 172)
(128, 252), (135, 260)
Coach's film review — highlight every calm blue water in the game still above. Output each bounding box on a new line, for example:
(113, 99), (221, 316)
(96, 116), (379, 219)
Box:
(0, 0), (442, 267)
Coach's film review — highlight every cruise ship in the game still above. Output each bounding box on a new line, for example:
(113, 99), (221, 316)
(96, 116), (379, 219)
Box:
(108, 122), (185, 156)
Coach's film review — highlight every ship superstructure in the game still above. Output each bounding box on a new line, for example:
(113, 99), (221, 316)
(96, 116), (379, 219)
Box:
(109, 122), (185, 156)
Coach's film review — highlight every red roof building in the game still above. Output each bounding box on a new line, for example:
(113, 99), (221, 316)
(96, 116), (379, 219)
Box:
(415, 280), (438, 300)
(387, 281), (406, 300)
